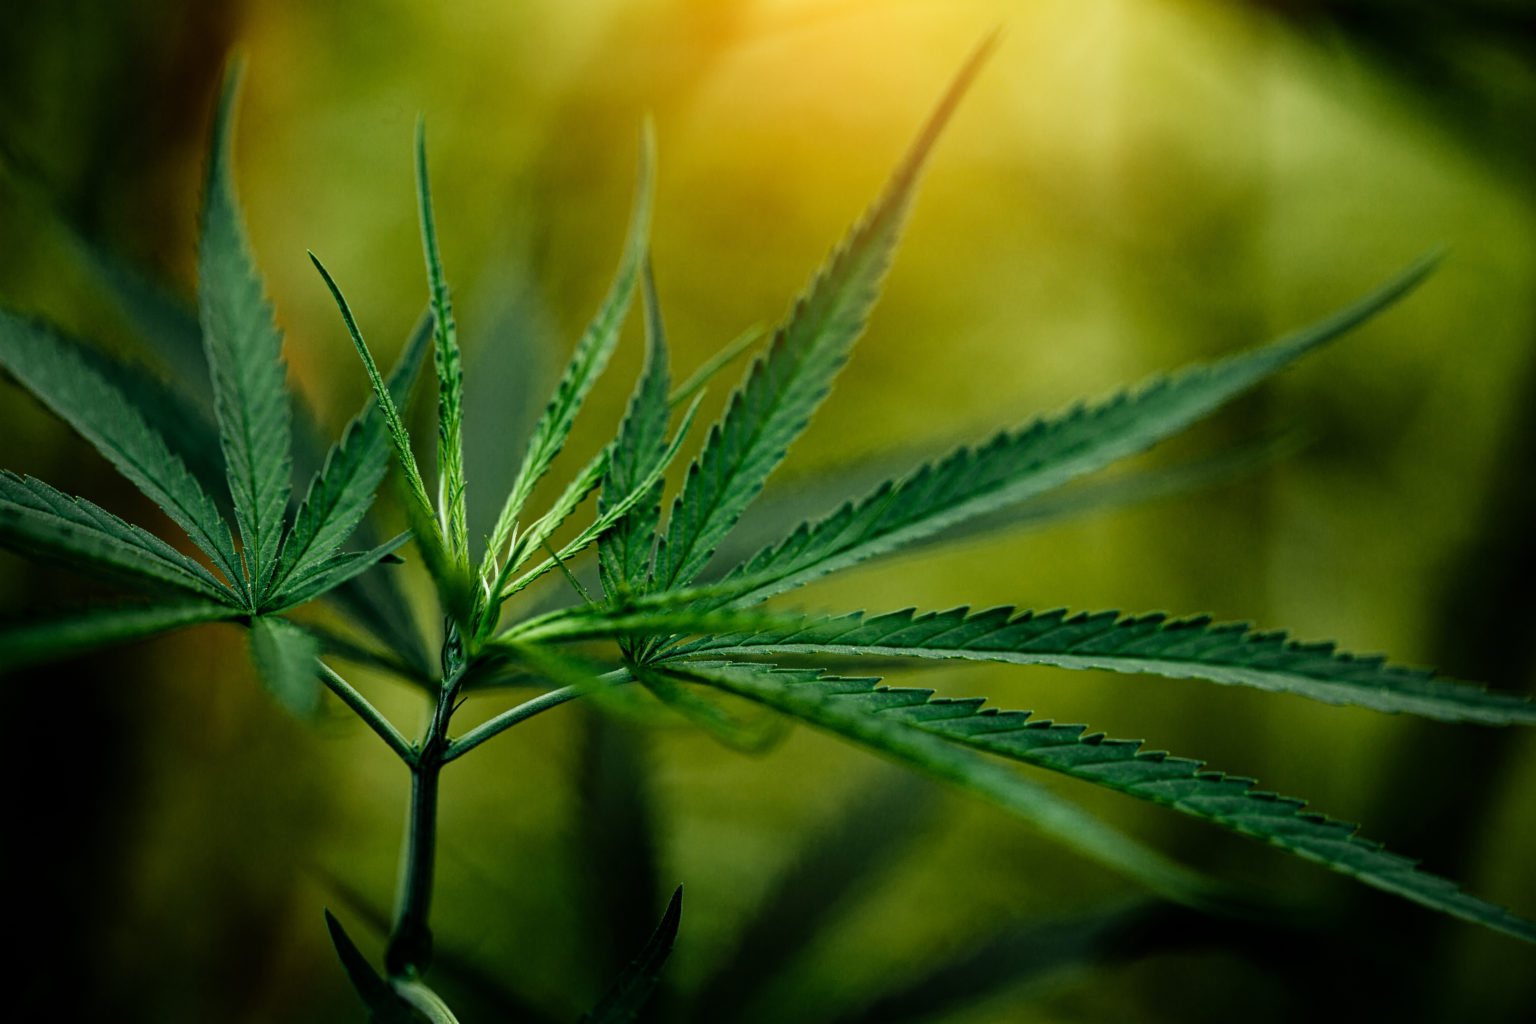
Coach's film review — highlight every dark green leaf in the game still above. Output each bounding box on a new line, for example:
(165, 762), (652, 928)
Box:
(198, 58), (293, 600)
(267, 532), (411, 613)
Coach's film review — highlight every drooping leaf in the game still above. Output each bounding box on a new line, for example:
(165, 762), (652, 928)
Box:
(415, 121), (469, 567)
(266, 532), (411, 613)
(717, 253), (1438, 607)
(0, 599), (239, 670)
(249, 615), (323, 717)
(666, 606), (1536, 726)
(653, 37), (995, 591)
(0, 309), (244, 590)
(484, 120), (657, 569)
(577, 885), (683, 1024)
(276, 307), (433, 594)
(323, 910), (419, 1024)
(665, 661), (1536, 943)
(0, 472), (238, 602)
(198, 58), (293, 600)
(599, 257), (672, 599)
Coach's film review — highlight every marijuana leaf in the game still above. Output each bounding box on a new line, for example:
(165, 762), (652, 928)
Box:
(667, 605), (1536, 725)
(198, 58), (294, 602)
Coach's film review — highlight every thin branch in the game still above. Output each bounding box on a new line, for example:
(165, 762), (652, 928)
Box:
(443, 668), (632, 763)
(318, 661), (416, 764)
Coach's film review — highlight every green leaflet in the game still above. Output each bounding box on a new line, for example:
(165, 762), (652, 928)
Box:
(577, 886), (683, 1024)
(497, 602), (803, 648)
(53, 330), (231, 517)
(276, 304), (433, 596)
(667, 661), (1536, 943)
(415, 121), (469, 567)
(198, 58), (294, 601)
(599, 258), (672, 599)
(666, 322), (764, 410)
(248, 615), (323, 717)
(665, 606), (1536, 726)
(266, 532), (411, 613)
(0, 308), (245, 592)
(653, 37), (995, 592)
(484, 121), (657, 571)
(0, 472), (237, 602)
(651, 663), (1218, 908)
(0, 599), (239, 670)
(718, 253), (1439, 608)
(309, 253), (441, 550)
(495, 394), (702, 603)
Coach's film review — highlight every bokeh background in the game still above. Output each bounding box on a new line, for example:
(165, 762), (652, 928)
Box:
(2, 1), (1535, 1020)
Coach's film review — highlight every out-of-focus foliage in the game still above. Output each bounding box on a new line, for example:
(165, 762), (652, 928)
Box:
(2, 1), (1534, 1021)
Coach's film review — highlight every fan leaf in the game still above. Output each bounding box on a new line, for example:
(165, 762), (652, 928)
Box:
(665, 661), (1536, 943)
(653, 37), (994, 591)
(198, 58), (293, 601)
(666, 606), (1536, 726)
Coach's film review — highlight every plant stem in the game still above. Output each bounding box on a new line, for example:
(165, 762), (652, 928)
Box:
(443, 667), (632, 763)
(318, 661), (415, 764)
(385, 623), (466, 977)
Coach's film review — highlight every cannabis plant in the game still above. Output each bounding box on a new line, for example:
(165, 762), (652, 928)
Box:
(2, 41), (1533, 1021)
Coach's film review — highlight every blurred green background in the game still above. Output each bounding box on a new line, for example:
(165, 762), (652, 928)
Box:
(2, 0), (1535, 1020)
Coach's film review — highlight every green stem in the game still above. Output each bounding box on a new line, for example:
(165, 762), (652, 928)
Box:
(442, 667), (631, 763)
(317, 662), (415, 764)
(385, 624), (466, 978)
